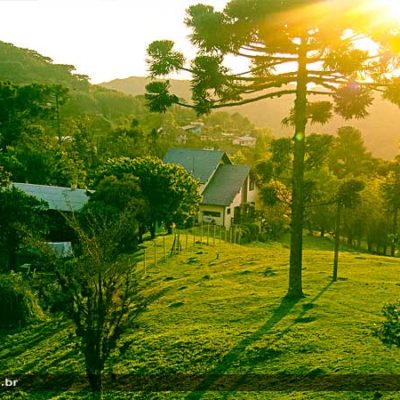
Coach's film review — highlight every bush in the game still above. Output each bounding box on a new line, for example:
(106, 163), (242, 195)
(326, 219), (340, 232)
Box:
(373, 301), (400, 347)
(240, 223), (260, 243)
(0, 273), (45, 328)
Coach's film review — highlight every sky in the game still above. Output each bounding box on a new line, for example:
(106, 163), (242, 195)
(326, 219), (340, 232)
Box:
(0, 0), (229, 83)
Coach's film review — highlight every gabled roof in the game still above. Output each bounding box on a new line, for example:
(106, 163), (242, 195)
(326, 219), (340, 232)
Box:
(201, 165), (250, 206)
(12, 183), (89, 212)
(163, 148), (231, 184)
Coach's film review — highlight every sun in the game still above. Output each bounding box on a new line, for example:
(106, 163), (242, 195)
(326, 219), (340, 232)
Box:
(378, 0), (400, 21)
(367, 0), (400, 24)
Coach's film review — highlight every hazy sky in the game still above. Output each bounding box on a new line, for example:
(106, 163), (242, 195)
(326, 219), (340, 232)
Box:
(0, 0), (228, 83)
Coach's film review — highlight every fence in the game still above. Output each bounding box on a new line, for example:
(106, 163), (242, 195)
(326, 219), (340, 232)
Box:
(136, 223), (243, 276)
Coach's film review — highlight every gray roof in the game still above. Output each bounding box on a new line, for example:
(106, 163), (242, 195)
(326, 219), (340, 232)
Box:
(12, 183), (89, 212)
(202, 165), (250, 206)
(163, 148), (231, 184)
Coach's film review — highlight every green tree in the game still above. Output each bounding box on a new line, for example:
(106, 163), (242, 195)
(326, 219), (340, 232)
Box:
(0, 186), (47, 271)
(81, 174), (149, 249)
(328, 126), (374, 178)
(333, 179), (364, 281)
(97, 157), (201, 238)
(54, 212), (146, 395)
(0, 81), (60, 149)
(0, 125), (86, 187)
(145, 0), (400, 298)
(381, 158), (400, 256)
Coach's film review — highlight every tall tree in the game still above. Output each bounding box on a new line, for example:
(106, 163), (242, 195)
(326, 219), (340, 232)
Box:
(333, 179), (364, 281)
(381, 157), (400, 256)
(145, 0), (400, 298)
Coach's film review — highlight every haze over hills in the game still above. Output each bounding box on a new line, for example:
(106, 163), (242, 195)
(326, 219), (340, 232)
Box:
(102, 76), (400, 160)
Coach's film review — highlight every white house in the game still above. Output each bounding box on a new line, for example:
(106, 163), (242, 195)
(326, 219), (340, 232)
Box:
(163, 148), (257, 228)
(232, 135), (257, 147)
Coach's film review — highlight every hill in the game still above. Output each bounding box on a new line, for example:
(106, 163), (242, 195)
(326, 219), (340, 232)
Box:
(102, 76), (400, 160)
(0, 41), (89, 90)
(2, 234), (400, 398)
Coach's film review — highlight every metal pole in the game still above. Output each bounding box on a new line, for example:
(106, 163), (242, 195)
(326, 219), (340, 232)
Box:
(207, 223), (210, 245)
(200, 223), (203, 244)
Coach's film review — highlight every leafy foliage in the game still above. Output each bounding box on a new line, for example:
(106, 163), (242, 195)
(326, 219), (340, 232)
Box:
(0, 186), (47, 271)
(374, 301), (400, 347)
(81, 174), (148, 252)
(96, 157), (201, 237)
(54, 213), (146, 393)
(0, 272), (45, 328)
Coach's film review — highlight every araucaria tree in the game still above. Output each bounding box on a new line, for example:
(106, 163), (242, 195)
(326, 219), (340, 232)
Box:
(146, 0), (400, 299)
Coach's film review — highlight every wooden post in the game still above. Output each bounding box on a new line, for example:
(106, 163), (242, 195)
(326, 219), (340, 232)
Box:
(200, 223), (203, 244)
(143, 247), (147, 275)
(154, 241), (157, 267)
(163, 236), (166, 259)
(213, 224), (216, 246)
(185, 230), (188, 250)
(224, 227), (227, 242)
(207, 223), (210, 245)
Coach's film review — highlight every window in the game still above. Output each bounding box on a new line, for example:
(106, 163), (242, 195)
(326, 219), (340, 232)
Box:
(227, 208), (231, 215)
(249, 177), (255, 191)
(203, 210), (221, 218)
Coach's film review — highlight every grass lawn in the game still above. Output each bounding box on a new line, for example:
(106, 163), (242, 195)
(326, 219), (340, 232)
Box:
(1, 234), (400, 399)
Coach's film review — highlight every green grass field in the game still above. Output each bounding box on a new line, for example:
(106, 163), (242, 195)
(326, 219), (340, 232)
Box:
(1, 234), (400, 399)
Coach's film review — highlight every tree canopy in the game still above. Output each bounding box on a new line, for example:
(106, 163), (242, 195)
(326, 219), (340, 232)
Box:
(145, 0), (400, 298)
(96, 157), (201, 238)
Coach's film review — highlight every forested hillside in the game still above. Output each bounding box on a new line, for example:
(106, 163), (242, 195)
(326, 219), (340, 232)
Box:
(102, 76), (400, 159)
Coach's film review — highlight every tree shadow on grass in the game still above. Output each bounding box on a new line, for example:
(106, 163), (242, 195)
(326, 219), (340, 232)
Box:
(0, 320), (69, 361)
(185, 294), (300, 400)
(186, 280), (333, 400)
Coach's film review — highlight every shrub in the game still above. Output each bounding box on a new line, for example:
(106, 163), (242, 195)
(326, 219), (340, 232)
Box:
(373, 301), (400, 347)
(240, 223), (260, 243)
(0, 273), (45, 328)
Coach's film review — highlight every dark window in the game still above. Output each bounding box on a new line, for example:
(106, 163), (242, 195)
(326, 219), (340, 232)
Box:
(203, 211), (221, 218)
(227, 208), (231, 215)
(249, 177), (255, 191)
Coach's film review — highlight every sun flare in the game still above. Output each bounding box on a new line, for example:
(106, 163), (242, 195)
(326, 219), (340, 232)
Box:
(368, 0), (400, 24)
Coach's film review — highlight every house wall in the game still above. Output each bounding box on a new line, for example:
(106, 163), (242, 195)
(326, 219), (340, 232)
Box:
(247, 176), (258, 205)
(225, 190), (243, 228)
(199, 205), (225, 226)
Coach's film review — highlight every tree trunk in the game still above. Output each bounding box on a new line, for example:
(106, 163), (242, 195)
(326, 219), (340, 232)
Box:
(288, 40), (308, 299)
(333, 203), (342, 282)
(391, 208), (398, 256)
(87, 372), (103, 396)
(150, 221), (156, 239)
(8, 245), (17, 271)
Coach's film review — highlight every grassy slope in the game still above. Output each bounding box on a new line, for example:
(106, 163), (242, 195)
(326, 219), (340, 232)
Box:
(1, 235), (400, 399)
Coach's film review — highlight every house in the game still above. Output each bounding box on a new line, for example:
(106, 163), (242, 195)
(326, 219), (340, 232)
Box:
(232, 135), (257, 147)
(182, 121), (205, 135)
(12, 183), (90, 242)
(12, 183), (89, 212)
(163, 148), (257, 227)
